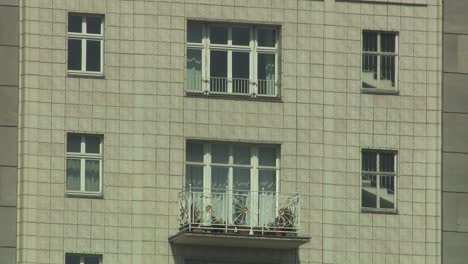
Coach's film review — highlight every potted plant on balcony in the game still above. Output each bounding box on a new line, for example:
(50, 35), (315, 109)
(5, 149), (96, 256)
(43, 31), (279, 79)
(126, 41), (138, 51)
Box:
(272, 207), (295, 237)
(210, 216), (226, 233)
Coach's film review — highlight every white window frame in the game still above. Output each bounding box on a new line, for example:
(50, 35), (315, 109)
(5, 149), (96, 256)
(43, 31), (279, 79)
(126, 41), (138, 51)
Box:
(67, 13), (104, 76)
(186, 22), (279, 97)
(65, 254), (102, 264)
(361, 30), (399, 93)
(361, 149), (398, 212)
(66, 133), (103, 196)
(185, 142), (280, 225)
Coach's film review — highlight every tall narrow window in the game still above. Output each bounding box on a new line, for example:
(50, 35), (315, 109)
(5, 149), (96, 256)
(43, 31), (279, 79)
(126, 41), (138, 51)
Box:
(66, 133), (103, 196)
(361, 150), (397, 212)
(186, 22), (279, 97)
(362, 31), (398, 92)
(185, 142), (280, 227)
(68, 14), (104, 75)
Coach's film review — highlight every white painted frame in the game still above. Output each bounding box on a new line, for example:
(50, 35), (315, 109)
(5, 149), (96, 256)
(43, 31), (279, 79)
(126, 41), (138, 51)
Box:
(67, 14), (104, 76)
(66, 133), (103, 196)
(186, 22), (279, 97)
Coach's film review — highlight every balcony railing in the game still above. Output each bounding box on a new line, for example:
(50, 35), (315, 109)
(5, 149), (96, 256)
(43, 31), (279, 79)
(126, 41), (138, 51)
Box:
(186, 76), (277, 97)
(177, 187), (301, 237)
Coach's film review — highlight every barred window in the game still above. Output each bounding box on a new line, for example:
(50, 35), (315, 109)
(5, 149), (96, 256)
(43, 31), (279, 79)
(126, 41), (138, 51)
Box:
(362, 31), (398, 92)
(361, 150), (397, 212)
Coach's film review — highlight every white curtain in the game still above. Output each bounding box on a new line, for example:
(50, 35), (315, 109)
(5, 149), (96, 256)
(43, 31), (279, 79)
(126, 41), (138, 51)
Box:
(211, 167), (228, 224)
(258, 169), (276, 227)
(66, 159), (81, 191)
(85, 160), (100, 192)
(187, 49), (202, 91)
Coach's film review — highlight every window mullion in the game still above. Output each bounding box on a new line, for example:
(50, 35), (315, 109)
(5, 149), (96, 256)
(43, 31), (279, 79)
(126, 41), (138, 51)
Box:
(376, 153), (380, 209)
(251, 146), (259, 228)
(376, 33), (381, 87)
(228, 145), (233, 225)
(205, 25), (211, 93)
(250, 27), (256, 96)
(227, 27), (233, 94)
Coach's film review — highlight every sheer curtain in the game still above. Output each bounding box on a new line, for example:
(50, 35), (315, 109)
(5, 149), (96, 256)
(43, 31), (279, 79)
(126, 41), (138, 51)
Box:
(66, 159), (81, 191)
(187, 49), (202, 91)
(258, 54), (275, 95)
(211, 167), (228, 224)
(85, 160), (100, 192)
(258, 170), (276, 227)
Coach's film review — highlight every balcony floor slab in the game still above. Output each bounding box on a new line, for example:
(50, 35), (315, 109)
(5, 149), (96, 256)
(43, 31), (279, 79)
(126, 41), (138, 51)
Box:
(169, 231), (310, 249)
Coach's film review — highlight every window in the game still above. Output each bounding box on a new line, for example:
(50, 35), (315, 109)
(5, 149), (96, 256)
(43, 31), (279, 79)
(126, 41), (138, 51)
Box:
(362, 31), (398, 92)
(186, 21), (279, 97)
(66, 254), (101, 264)
(361, 150), (397, 212)
(186, 142), (279, 226)
(66, 133), (103, 196)
(68, 14), (104, 75)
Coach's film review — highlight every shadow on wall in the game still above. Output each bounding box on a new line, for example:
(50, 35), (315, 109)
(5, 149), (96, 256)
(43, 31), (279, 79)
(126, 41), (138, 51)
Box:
(171, 244), (301, 264)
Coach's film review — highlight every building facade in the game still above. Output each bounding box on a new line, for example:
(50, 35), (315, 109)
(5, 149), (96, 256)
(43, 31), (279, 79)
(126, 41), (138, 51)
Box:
(0, 0), (19, 263)
(442, 1), (468, 263)
(0, 0), (445, 263)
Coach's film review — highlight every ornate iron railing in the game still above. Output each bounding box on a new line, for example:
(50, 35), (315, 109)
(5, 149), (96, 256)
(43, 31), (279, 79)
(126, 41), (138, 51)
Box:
(178, 187), (300, 236)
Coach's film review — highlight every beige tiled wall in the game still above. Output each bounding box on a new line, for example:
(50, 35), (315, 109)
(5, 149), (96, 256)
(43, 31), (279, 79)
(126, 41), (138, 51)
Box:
(18, 0), (442, 263)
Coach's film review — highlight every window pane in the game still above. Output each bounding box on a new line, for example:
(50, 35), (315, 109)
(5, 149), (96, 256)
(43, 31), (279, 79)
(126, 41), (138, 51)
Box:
(85, 135), (100, 154)
(233, 145), (250, 165)
(65, 255), (81, 264)
(363, 32), (377, 52)
(379, 175), (395, 209)
(257, 28), (276, 47)
(362, 151), (377, 172)
(211, 166), (228, 191)
(66, 159), (81, 191)
(361, 174), (377, 208)
(362, 53), (378, 88)
(258, 147), (276, 166)
(210, 25), (228, 44)
(380, 55), (395, 85)
(259, 169), (276, 192)
(211, 144), (229, 164)
(379, 153), (395, 172)
(68, 15), (82, 33)
(86, 17), (102, 34)
(84, 256), (100, 264)
(232, 52), (250, 94)
(210, 51), (228, 93)
(86, 40), (101, 72)
(186, 165), (203, 191)
(186, 49), (203, 91)
(187, 22), (203, 43)
(85, 160), (100, 192)
(187, 143), (204, 162)
(68, 39), (82, 70)
(233, 168), (250, 191)
(67, 134), (81, 152)
(257, 54), (275, 95)
(381, 33), (395, 53)
(232, 27), (250, 45)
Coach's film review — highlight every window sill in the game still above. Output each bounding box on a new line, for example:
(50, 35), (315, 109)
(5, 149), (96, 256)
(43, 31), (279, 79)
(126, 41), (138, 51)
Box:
(361, 88), (399, 95)
(361, 208), (398, 215)
(67, 71), (105, 79)
(66, 192), (103, 199)
(185, 91), (282, 102)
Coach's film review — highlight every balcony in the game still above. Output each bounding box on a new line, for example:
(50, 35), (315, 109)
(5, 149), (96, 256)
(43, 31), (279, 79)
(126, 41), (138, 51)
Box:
(186, 76), (278, 97)
(169, 188), (310, 249)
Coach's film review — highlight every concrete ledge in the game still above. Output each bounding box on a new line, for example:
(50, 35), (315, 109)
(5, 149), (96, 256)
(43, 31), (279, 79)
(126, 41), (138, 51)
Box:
(169, 231), (310, 249)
